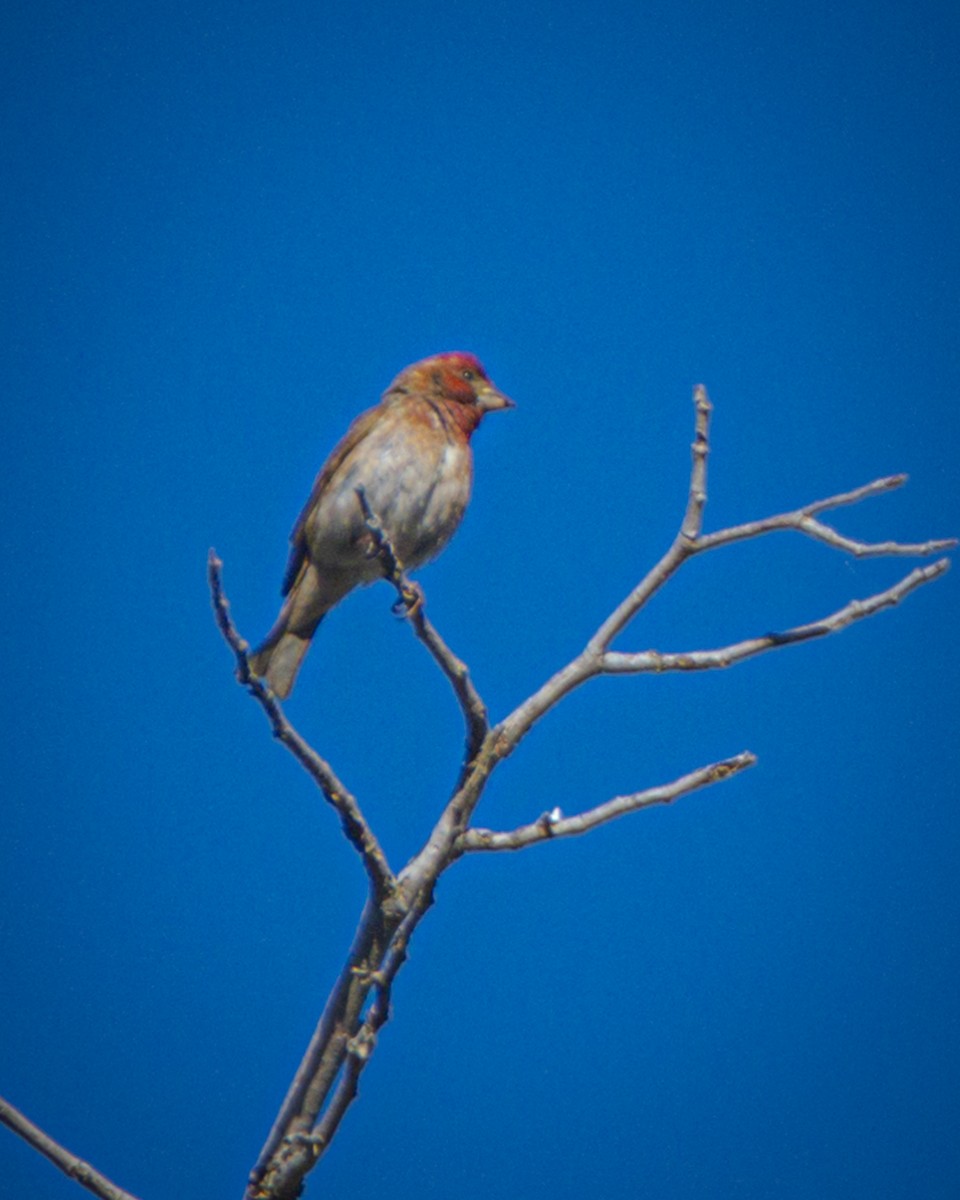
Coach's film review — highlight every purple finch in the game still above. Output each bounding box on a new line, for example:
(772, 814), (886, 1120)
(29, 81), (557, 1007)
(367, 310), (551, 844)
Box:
(250, 352), (514, 697)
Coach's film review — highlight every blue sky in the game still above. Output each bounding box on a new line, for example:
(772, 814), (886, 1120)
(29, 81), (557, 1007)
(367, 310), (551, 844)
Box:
(2, 1), (958, 1198)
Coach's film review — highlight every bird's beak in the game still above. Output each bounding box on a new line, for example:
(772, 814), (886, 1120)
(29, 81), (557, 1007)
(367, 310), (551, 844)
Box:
(476, 383), (516, 413)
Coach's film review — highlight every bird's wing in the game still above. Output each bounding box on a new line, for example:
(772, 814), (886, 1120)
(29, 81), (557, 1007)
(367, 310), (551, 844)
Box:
(280, 400), (388, 596)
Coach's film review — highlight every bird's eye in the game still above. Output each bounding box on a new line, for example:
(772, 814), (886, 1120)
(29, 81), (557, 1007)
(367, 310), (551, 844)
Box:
(461, 368), (475, 381)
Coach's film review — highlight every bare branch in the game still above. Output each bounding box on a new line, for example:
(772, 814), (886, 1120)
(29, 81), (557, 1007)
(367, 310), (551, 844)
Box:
(213, 383), (953, 1200)
(495, 387), (723, 743)
(680, 383), (713, 540)
(499, 389), (955, 756)
(601, 559), (951, 675)
(794, 517), (954, 559)
(697, 475), (956, 557)
(355, 486), (490, 765)
(305, 885), (428, 1162)
(247, 898), (390, 1199)
(587, 387), (715, 656)
(459, 752), (757, 852)
(246, 881), (436, 1200)
(207, 550), (397, 900)
(307, 1028), (372, 1155)
(0, 1095), (142, 1200)
(805, 474), (908, 513)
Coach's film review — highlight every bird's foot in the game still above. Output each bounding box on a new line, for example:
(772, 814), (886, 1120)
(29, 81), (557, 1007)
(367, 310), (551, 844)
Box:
(392, 580), (424, 619)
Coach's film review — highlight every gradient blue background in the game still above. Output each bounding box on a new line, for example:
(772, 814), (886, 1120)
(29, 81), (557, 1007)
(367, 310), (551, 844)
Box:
(2, 2), (958, 1197)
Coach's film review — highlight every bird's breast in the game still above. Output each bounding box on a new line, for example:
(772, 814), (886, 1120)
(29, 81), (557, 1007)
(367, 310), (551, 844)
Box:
(305, 406), (474, 574)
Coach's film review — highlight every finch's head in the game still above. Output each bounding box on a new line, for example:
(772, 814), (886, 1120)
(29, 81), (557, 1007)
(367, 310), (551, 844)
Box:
(390, 352), (515, 416)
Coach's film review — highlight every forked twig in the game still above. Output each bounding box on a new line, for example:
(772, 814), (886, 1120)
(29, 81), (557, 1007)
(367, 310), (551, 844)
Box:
(497, 390), (953, 746)
(697, 475), (956, 557)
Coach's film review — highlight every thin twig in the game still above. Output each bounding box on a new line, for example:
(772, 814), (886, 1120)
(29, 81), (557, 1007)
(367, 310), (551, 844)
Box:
(696, 475), (956, 557)
(355, 487), (490, 764)
(459, 752), (757, 851)
(0, 1095), (142, 1200)
(601, 559), (951, 675)
(207, 550), (396, 899)
(308, 1029), (372, 1153)
(680, 383), (713, 540)
(587, 387), (715, 656)
(806, 474), (908, 513)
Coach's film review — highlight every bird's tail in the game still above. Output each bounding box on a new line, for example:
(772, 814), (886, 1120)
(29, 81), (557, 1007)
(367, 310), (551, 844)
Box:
(248, 618), (321, 699)
(249, 559), (340, 698)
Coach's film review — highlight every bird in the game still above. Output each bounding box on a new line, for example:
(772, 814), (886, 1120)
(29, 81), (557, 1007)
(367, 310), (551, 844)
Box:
(249, 351), (514, 697)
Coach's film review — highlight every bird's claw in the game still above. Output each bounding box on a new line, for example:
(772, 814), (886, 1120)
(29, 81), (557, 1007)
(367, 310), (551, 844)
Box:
(392, 581), (424, 618)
